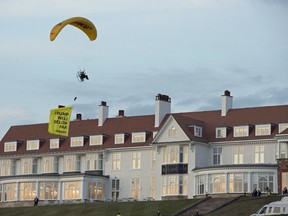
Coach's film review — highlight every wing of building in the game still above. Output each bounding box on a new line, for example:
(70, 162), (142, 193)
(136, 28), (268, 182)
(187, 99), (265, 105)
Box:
(0, 91), (288, 206)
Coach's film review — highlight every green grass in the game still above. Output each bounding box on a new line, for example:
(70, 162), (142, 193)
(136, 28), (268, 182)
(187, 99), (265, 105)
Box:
(206, 195), (283, 216)
(0, 199), (199, 216)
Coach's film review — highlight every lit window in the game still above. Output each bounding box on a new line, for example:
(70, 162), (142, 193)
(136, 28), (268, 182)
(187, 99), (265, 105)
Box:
(86, 153), (103, 171)
(255, 145), (264, 163)
(19, 182), (36, 200)
(132, 152), (141, 169)
(27, 140), (40, 150)
(21, 158), (38, 174)
(0, 160), (16, 176)
(234, 126), (249, 137)
(132, 132), (146, 143)
(4, 141), (17, 152)
(151, 151), (156, 168)
(233, 146), (243, 164)
(131, 177), (140, 200)
(50, 139), (60, 149)
(39, 181), (58, 200)
(168, 127), (177, 137)
(279, 123), (288, 133)
(63, 155), (81, 172)
(115, 134), (125, 144)
(194, 126), (202, 137)
(42, 157), (59, 173)
(216, 128), (226, 138)
(112, 153), (121, 171)
(163, 146), (188, 164)
(162, 175), (188, 196)
(71, 137), (84, 147)
(4, 183), (18, 201)
(256, 124), (271, 136)
(90, 135), (103, 146)
(64, 181), (80, 199)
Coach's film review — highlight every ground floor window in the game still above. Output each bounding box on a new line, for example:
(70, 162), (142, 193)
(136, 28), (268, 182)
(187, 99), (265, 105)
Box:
(4, 183), (17, 201)
(87, 181), (105, 200)
(39, 181), (58, 200)
(19, 182), (36, 200)
(253, 173), (274, 192)
(210, 174), (226, 193)
(229, 173), (248, 193)
(196, 175), (208, 195)
(131, 177), (140, 200)
(0, 184), (2, 201)
(63, 181), (80, 200)
(162, 175), (188, 196)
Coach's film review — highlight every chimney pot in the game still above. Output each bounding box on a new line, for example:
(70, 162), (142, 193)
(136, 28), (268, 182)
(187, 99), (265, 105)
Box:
(58, 105), (65, 108)
(224, 90), (230, 96)
(118, 110), (125, 117)
(76, 113), (82, 120)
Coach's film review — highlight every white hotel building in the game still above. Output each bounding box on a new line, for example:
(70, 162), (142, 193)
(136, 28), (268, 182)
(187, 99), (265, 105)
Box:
(0, 91), (288, 206)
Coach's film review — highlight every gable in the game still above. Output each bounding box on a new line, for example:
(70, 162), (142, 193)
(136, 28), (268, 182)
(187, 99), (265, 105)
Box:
(153, 116), (190, 143)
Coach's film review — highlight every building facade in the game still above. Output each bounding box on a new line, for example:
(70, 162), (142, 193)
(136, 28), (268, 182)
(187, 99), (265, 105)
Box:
(0, 91), (288, 206)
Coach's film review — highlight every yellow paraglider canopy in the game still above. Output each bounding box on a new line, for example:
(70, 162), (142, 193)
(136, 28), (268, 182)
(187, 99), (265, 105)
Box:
(50, 17), (97, 41)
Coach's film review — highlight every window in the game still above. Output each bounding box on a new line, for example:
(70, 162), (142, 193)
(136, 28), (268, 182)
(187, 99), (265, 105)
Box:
(4, 141), (17, 152)
(50, 139), (60, 149)
(216, 128), (226, 138)
(27, 140), (40, 150)
(40, 181), (58, 200)
(213, 147), (222, 165)
(21, 158), (37, 174)
(132, 132), (146, 143)
(86, 153), (103, 171)
(0, 185), (2, 202)
(255, 145), (264, 163)
(196, 175), (207, 195)
(252, 173), (274, 192)
(234, 126), (249, 137)
(63, 181), (80, 199)
(0, 160), (16, 176)
(194, 126), (202, 137)
(132, 152), (141, 169)
(163, 145), (188, 164)
(280, 143), (287, 158)
(4, 183), (17, 201)
(114, 134), (125, 144)
(88, 181), (105, 200)
(112, 178), (120, 201)
(233, 146), (243, 164)
(229, 173), (248, 193)
(151, 151), (156, 168)
(42, 157), (59, 173)
(256, 124), (271, 136)
(131, 177), (140, 200)
(19, 182), (37, 200)
(71, 137), (84, 147)
(90, 135), (103, 146)
(112, 153), (121, 171)
(151, 177), (156, 200)
(63, 155), (81, 172)
(210, 174), (226, 193)
(162, 175), (188, 196)
(279, 123), (288, 133)
(168, 126), (177, 137)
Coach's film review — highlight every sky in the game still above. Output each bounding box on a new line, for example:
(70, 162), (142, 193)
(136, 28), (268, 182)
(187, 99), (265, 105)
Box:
(0, 0), (288, 140)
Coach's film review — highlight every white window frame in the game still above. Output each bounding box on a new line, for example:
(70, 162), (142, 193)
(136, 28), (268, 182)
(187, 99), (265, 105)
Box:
(194, 126), (202, 137)
(114, 134), (125, 144)
(27, 140), (40, 150)
(255, 144), (265, 163)
(233, 146), (243, 164)
(233, 126), (249, 137)
(132, 132), (146, 143)
(255, 124), (271, 136)
(89, 135), (103, 146)
(50, 139), (60, 149)
(4, 141), (17, 152)
(168, 126), (177, 137)
(132, 152), (141, 170)
(212, 147), (222, 165)
(216, 127), (227, 138)
(71, 136), (84, 147)
(112, 153), (121, 171)
(279, 123), (288, 133)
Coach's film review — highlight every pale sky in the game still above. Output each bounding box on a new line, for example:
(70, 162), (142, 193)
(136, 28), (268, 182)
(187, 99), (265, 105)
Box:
(0, 0), (288, 140)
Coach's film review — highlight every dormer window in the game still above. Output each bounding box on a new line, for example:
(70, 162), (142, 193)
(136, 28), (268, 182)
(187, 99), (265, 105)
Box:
(279, 123), (288, 133)
(27, 140), (40, 150)
(168, 126), (177, 137)
(50, 139), (60, 149)
(255, 124), (271, 136)
(90, 135), (104, 146)
(4, 141), (17, 152)
(216, 127), (227, 138)
(234, 126), (249, 137)
(71, 136), (84, 147)
(115, 134), (125, 144)
(194, 126), (202, 137)
(132, 132), (146, 143)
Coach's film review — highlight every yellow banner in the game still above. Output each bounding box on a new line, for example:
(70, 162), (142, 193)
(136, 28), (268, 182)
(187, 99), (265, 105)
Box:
(48, 106), (73, 136)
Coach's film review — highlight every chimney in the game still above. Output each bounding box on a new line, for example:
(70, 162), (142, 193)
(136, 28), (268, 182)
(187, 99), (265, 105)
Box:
(76, 113), (82, 120)
(98, 101), (109, 126)
(118, 110), (125, 117)
(155, 94), (171, 127)
(221, 90), (233, 116)
(58, 105), (65, 108)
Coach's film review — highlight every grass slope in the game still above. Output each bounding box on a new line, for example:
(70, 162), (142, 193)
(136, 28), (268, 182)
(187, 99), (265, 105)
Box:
(0, 199), (198, 216)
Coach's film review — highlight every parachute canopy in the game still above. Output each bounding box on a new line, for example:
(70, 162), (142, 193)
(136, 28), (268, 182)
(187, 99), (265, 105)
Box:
(50, 17), (97, 41)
